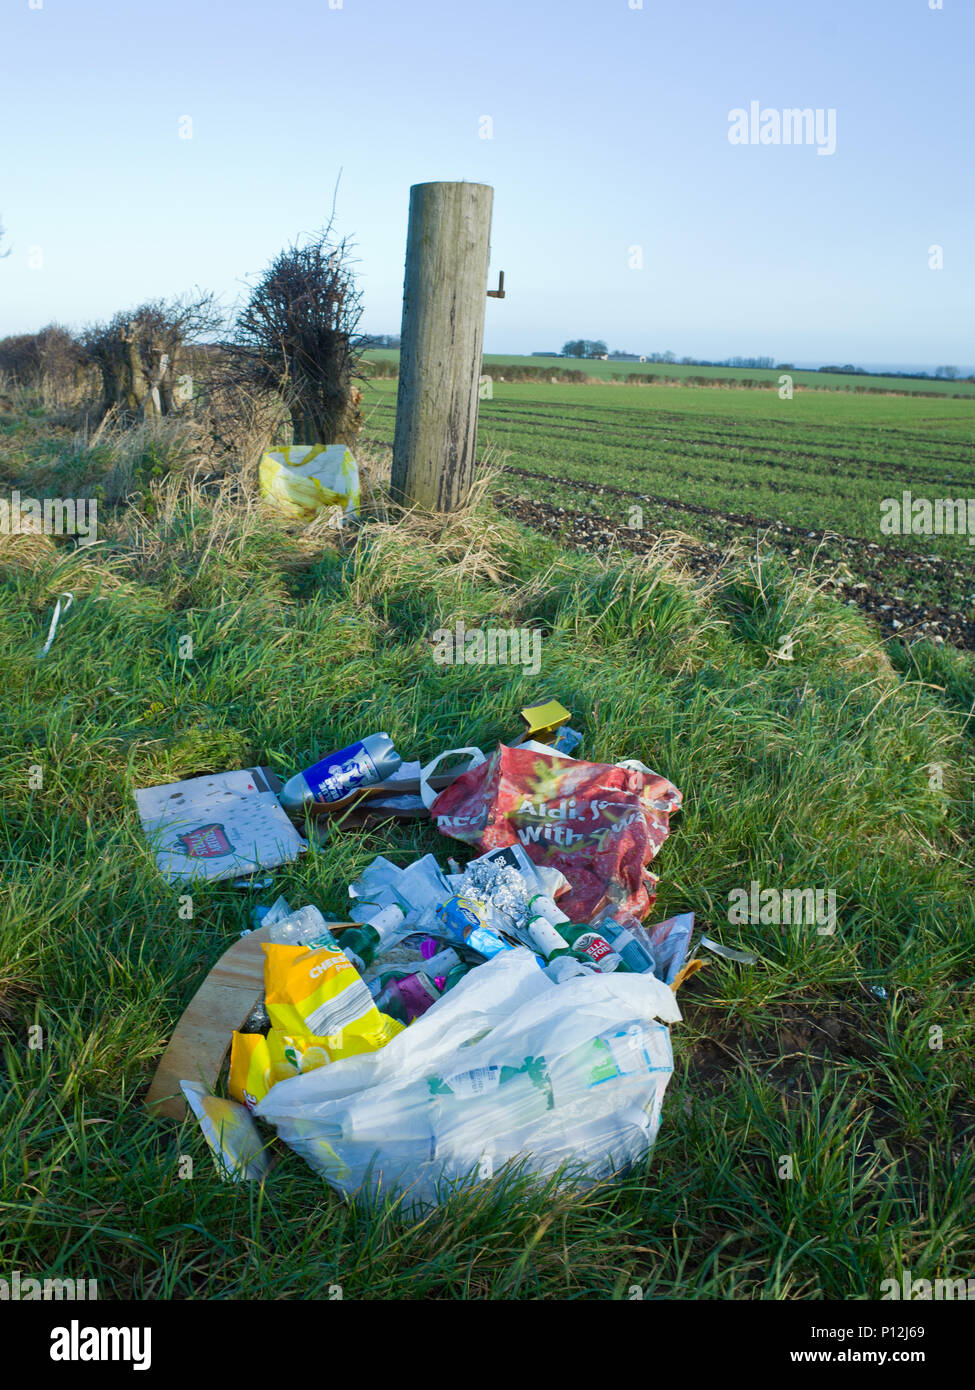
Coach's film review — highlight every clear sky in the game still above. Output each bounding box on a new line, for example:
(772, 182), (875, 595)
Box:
(1, 0), (972, 370)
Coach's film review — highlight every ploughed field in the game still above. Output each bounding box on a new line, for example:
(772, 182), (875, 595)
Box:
(360, 378), (975, 649)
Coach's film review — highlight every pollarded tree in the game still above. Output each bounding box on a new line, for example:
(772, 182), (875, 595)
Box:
(82, 292), (221, 418)
(231, 226), (365, 447)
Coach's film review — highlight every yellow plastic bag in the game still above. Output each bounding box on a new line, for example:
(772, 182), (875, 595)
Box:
(262, 942), (403, 1059)
(258, 444), (360, 522)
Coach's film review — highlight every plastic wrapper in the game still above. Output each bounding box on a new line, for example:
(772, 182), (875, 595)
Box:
(229, 1029), (332, 1109)
(429, 743), (682, 922)
(348, 853), (450, 922)
(262, 942), (403, 1058)
(435, 894), (512, 957)
(258, 444), (359, 521)
(255, 949), (680, 1213)
(645, 912), (695, 983)
(180, 1081), (272, 1182)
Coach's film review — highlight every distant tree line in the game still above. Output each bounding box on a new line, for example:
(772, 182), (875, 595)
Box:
(360, 333), (400, 349)
(533, 339), (971, 382)
(561, 339), (609, 359)
(359, 334), (969, 384)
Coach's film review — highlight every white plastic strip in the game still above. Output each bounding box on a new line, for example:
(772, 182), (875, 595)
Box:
(699, 935), (759, 965)
(38, 591), (74, 659)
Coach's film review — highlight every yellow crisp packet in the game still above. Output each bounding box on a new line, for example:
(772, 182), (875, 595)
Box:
(262, 943), (403, 1060)
(229, 1030), (332, 1110)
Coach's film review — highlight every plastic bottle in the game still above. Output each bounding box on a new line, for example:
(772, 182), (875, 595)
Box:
(386, 950), (461, 984)
(267, 904), (340, 951)
(430, 1056), (553, 1133)
(339, 904), (407, 973)
(279, 733), (401, 811)
(549, 1028), (657, 1107)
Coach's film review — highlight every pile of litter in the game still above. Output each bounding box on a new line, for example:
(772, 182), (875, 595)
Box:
(140, 699), (724, 1213)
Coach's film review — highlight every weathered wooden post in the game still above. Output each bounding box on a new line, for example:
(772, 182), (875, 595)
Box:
(391, 181), (495, 511)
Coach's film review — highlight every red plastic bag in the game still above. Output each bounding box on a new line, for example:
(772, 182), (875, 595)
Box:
(429, 744), (682, 922)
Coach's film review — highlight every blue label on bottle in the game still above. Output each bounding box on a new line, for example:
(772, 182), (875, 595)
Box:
(301, 742), (379, 802)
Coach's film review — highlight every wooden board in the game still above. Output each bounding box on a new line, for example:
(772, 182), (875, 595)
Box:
(145, 921), (357, 1121)
(145, 926), (273, 1120)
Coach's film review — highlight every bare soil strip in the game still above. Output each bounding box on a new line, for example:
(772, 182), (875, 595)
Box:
(495, 484), (975, 651)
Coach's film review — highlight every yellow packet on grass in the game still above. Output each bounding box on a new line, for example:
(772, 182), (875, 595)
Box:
(262, 943), (403, 1060)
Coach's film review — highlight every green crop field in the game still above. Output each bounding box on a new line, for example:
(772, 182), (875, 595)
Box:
(363, 349), (975, 397)
(358, 375), (975, 647)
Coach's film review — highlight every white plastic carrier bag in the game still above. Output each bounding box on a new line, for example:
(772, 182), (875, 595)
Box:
(256, 948), (680, 1213)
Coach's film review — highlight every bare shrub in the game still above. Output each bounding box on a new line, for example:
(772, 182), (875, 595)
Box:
(181, 346), (291, 488)
(230, 224), (366, 447)
(0, 324), (94, 406)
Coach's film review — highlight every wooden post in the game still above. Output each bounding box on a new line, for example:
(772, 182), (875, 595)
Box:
(391, 181), (494, 511)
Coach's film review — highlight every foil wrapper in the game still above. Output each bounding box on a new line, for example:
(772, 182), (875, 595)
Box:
(455, 860), (535, 938)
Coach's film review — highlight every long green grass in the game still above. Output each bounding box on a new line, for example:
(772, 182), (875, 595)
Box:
(0, 404), (973, 1299)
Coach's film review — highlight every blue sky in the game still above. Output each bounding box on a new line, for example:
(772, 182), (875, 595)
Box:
(1, 0), (972, 369)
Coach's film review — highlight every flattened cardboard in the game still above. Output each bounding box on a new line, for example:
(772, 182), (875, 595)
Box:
(135, 767), (305, 884)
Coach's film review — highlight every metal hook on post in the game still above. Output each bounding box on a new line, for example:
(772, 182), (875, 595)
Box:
(487, 271), (505, 299)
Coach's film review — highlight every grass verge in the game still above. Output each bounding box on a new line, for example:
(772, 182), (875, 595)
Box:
(0, 406), (972, 1299)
